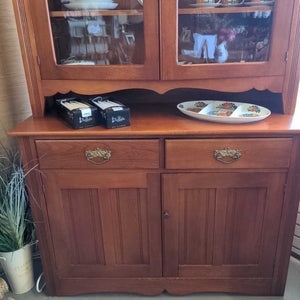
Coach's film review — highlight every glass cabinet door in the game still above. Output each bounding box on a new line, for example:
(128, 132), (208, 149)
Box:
(29, 0), (159, 80)
(161, 0), (294, 80)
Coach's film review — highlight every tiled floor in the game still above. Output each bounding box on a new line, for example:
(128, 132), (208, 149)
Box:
(6, 257), (300, 300)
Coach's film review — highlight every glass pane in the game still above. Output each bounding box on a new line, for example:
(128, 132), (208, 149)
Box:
(48, 0), (144, 65)
(178, 0), (275, 65)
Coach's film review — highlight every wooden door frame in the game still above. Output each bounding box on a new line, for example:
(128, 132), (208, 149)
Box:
(162, 172), (287, 278)
(42, 170), (162, 278)
(28, 0), (159, 80)
(161, 0), (294, 80)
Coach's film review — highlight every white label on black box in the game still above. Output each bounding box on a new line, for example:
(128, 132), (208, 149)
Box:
(112, 116), (126, 123)
(94, 100), (123, 110)
(112, 107), (123, 111)
(80, 107), (92, 118)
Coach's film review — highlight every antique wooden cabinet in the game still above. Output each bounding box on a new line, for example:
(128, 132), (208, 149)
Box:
(10, 0), (300, 297)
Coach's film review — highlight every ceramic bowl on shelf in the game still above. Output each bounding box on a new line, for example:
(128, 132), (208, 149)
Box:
(177, 100), (271, 124)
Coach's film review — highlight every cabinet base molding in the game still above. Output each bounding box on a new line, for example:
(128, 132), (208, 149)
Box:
(54, 278), (274, 296)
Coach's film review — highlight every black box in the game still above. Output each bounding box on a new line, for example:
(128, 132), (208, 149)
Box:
(89, 96), (130, 129)
(55, 98), (99, 129)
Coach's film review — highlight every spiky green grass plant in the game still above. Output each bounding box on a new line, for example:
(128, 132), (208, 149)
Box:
(0, 148), (35, 253)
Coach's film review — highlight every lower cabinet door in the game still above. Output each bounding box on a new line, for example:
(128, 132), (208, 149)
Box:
(163, 172), (287, 278)
(42, 171), (162, 278)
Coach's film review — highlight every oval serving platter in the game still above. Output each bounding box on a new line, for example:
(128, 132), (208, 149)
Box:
(177, 101), (271, 124)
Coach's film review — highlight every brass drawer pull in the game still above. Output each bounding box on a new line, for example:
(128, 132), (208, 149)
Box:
(85, 148), (112, 165)
(214, 148), (242, 164)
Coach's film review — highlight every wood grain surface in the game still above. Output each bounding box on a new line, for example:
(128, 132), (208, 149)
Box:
(163, 173), (286, 278)
(8, 0), (300, 297)
(40, 76), (285, 97)
(165, 138), (293, 169)
(9, 105), (300, 137)
(282, 0), (300, 114)
(42, 171), (162, 278)
(36, 139), (160, 169)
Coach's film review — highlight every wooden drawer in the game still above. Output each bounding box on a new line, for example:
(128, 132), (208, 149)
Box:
(165, 138), (293, 169)
(36, 140), (160, 169)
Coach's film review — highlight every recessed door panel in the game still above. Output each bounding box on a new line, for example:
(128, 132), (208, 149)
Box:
(163, 172), (286, 278)
(178, 189), (215, 266)
(43, 171), (162, 278)
(219, 188), (266, 266)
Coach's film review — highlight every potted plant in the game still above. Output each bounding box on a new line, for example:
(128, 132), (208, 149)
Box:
(0, 147), (35, 294)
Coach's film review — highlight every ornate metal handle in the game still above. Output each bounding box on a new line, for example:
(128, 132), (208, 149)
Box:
(214, 148), (242, 164)
(85, 148), (112, 165)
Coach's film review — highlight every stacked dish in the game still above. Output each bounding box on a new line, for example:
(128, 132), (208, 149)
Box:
(62, 0), (119, 10)
(177, 101), (271, 124)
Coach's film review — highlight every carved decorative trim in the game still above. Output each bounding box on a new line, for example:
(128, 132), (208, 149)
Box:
(41, 77), (284, 97)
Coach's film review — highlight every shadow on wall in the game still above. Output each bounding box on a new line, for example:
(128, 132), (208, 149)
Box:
(0, 0), (31, 146)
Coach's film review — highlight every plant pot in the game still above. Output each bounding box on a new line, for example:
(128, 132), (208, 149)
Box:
(0, 245), (34, 294)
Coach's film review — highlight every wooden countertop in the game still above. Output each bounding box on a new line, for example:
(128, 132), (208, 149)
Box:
(9, 105), (300, 137)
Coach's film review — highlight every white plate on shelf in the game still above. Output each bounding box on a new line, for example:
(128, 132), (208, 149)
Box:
(189, 3), (221, 8)
(244, 1), (275, 6)
(64, 2), (118, 10)
(63, 60), (96, 65)
(177, 101), (271, 124)
(221, 4), (244, 6)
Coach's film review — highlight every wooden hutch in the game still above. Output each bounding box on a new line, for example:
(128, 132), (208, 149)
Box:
(10, 0), (300, 296)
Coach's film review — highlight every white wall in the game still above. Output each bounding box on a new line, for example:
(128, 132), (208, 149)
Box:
(292, 87), (300, 257)
(0, 0), (31, 147)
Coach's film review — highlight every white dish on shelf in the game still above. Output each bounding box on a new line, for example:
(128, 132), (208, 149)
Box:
(64, 1), (118, 10)
(177, 101), (271, 124)
(244, 1), (275, 6)
(221, 4), (244, 6)
(63, 60), (96, 65)
(65, 0), (113, 2)
(189, 3), (221, 8)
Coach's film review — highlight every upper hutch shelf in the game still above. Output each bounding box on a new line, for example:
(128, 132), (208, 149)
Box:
(49, 6), (274, 18)
(50, 9), (144, 17)
(178, 6), (274, 15)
